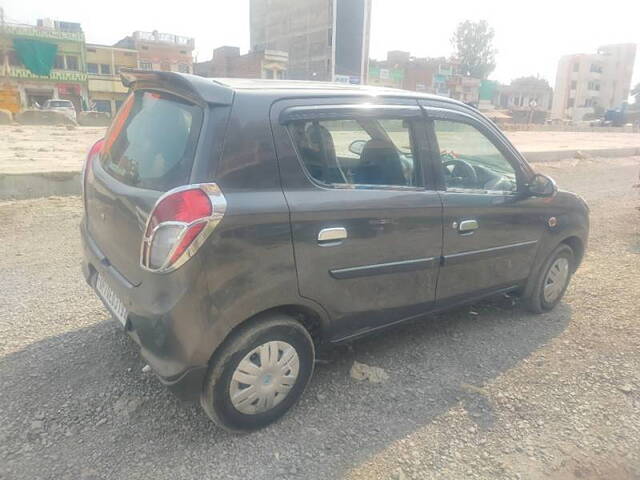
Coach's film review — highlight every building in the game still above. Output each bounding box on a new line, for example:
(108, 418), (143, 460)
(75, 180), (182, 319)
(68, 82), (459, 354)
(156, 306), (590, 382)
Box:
(551, 43), (637, 122)
(114, 31), (194, 74)
(431, 60), (455, 96)
(447, 75), (481, 105)
(367, 60), (405, 90)
(367, 51), (480, 103)
(194, 46), (288, 79)
(493, 76), (553, 123)
(400, 55), (437, 93)
(368, 51), (435, 92)
(0, 18), (88, 113)
(86, 44), (138, 115)
(495, 77), (553, 111)
(250, 0), (371, 83)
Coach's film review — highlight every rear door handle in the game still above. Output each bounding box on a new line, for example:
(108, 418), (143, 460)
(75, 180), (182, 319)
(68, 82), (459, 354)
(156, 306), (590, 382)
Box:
(456, 219), (478, 234)
(318, 227), (347, 245)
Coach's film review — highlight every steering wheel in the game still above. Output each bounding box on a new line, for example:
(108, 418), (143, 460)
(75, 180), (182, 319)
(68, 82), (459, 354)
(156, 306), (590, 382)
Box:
(442, 159), (478, 188)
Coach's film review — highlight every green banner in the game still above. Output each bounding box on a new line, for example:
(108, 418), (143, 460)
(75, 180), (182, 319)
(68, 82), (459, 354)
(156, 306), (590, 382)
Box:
(13, 38), (58, 76)
(479, 80), (498, 101)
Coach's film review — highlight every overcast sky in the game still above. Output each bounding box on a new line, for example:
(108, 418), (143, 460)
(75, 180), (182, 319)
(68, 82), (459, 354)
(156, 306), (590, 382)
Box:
(3, 0), (639, 88)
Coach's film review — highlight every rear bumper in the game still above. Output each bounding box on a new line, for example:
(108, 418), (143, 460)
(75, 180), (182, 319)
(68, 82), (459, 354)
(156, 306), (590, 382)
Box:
(80, 220), (209, 401)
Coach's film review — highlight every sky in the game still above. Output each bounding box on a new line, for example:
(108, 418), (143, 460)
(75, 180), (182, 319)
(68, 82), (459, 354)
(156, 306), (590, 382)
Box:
(3, 0), (639, 89)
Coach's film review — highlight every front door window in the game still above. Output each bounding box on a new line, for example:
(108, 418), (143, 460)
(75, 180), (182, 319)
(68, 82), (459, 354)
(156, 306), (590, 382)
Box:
(434, 120), (517, 193)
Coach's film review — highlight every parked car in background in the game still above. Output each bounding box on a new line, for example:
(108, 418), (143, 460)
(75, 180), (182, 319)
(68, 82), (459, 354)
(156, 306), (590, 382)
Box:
(43, 99), (77, 121)
(81, 71), (589, 432)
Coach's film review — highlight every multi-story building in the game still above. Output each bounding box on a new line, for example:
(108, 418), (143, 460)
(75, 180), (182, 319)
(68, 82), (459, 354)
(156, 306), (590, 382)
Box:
(551, 43), (637, 122)
(86, 44), (138, 115)
(194, 46), (288, 79)
(114, 31), (194, 74)
(250, 0), (371, 83)
(0, 18), (88, 113)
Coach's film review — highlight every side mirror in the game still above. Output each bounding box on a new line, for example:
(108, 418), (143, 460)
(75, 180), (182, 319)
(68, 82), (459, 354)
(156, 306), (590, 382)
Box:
(527, 173), (557, 197)
(348, 139), (367, 156)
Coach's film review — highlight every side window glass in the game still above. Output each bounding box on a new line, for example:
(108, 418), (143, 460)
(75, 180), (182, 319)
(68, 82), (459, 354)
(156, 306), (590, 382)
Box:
(434, 119), (517, 193)
(288, 117), (419, 188)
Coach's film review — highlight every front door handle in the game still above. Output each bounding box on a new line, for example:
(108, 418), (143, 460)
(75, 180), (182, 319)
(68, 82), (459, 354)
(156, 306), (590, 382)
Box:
(318, 227), (347, 245)
(457, 219), (479, 234)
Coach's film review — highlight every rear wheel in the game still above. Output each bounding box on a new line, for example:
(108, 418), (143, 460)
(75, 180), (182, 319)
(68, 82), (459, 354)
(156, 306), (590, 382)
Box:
(524, 244), (574, 313)
(201, 314), (315, 432)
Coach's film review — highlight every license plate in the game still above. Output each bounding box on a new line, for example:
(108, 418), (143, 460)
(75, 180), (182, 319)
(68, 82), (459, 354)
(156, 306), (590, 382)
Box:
(96, 273), (128, 326)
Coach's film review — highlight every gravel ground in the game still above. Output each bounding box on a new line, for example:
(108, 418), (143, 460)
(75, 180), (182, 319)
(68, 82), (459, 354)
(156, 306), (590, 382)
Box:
(1, 156), (639, 480)
(1, 124), (639, 174)
(0, 125), (105, 174)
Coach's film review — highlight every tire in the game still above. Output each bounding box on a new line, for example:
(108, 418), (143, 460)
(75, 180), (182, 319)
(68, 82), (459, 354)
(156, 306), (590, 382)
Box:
(201, 314), (315, 432)
(524, 244), (575, 314)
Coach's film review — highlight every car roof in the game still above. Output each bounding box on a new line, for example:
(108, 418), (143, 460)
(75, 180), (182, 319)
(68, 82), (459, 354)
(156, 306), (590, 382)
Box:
(211, 77), (405, 93)
(210, 77), (461, 102)
(120, 70), (468, 108)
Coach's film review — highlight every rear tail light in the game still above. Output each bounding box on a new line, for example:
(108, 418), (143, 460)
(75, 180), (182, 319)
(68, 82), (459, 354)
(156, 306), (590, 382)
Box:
(82, 138), (104, 198)
(140, 183), (227, 273)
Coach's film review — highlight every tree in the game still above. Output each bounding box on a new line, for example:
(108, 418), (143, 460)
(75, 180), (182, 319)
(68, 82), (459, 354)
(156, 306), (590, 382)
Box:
(451, 20), (497, 79)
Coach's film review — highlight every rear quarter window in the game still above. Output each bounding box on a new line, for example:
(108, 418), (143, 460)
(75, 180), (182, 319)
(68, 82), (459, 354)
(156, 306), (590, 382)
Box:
(101, 90), (203, 191)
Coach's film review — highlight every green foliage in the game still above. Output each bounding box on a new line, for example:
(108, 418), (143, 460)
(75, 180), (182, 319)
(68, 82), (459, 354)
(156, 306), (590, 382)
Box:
(451, 20), (497, 79)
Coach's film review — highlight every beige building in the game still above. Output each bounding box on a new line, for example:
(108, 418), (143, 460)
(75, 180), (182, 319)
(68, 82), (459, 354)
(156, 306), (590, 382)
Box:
(86, 44), (138, 115)
(114, 31), (194, 74)
(551, 43), (636, 122)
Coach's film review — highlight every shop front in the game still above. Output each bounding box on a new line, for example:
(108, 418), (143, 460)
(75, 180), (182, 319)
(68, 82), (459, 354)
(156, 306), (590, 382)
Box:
(57, 83), (85, 112)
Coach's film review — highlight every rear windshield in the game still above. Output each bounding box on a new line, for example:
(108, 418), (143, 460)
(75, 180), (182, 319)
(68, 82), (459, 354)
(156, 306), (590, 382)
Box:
(100, 90), (203, 191)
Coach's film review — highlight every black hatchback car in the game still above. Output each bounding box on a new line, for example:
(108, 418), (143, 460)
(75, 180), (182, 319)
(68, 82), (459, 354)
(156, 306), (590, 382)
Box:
(81, 71), (588, 431)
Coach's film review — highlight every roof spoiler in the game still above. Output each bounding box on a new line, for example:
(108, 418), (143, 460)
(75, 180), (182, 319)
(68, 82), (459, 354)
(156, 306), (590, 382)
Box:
(120, 69), (234, 106)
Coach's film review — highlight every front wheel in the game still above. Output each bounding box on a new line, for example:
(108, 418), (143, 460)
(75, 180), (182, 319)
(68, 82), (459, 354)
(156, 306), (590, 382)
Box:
(201, 314), (315, 432)
(524, 244), (575, 313)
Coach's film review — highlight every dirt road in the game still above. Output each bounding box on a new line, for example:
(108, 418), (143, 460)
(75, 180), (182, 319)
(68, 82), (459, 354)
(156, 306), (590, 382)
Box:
(1, 156), (639, 479)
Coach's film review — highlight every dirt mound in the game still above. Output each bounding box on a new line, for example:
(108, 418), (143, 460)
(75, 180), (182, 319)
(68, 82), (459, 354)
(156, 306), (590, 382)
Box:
(15, 109), (77, 126)
(78, 111), (111, 127)
(0, 109), (13, 125)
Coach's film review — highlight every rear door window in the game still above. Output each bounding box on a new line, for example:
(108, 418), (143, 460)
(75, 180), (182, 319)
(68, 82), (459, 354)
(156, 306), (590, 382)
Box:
(101, 90), (203, 191)
(288, 117), (421, 188)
